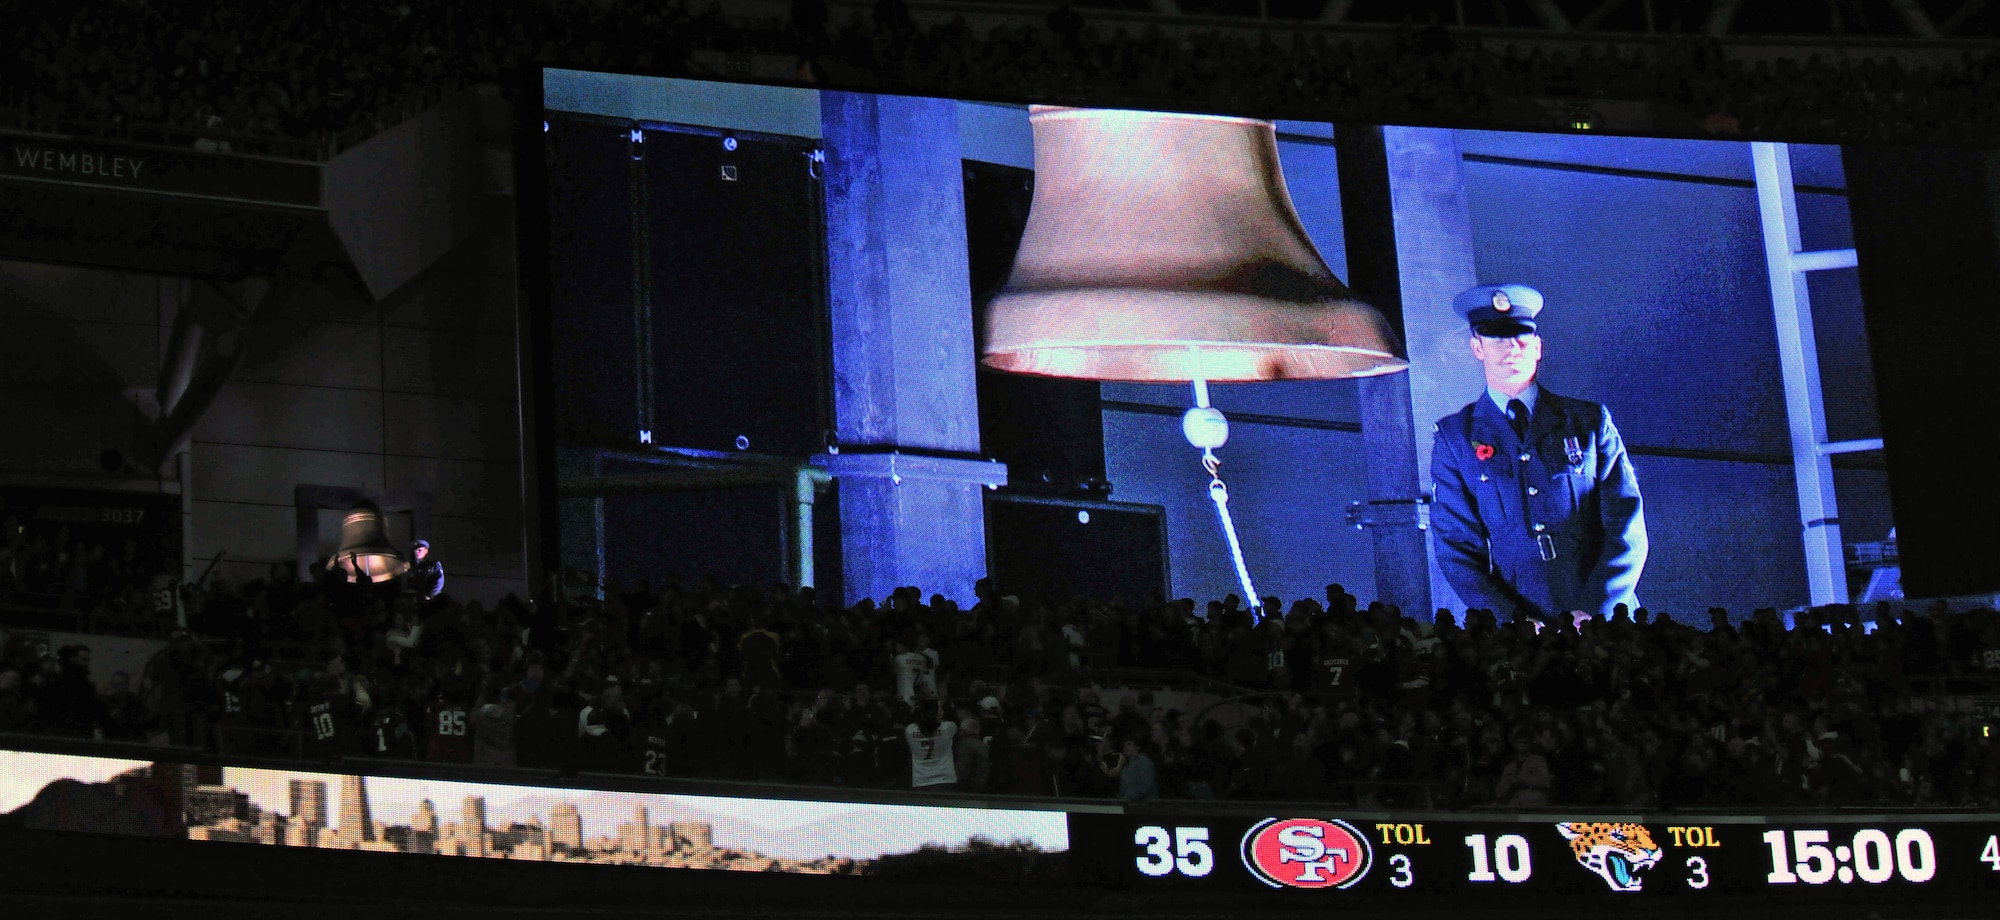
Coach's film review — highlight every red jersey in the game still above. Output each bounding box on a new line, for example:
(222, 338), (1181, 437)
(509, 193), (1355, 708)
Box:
(425, 700), (472, 762)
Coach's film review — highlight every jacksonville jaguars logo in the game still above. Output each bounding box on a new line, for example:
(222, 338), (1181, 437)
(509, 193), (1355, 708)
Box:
(1556, 822), (1661, 892)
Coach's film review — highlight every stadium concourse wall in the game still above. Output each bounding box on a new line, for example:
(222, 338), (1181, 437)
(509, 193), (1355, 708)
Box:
(0, 90), (529, 605)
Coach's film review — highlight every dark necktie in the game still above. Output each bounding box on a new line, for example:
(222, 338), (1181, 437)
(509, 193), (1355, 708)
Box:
(1507, 399), (1530, 444)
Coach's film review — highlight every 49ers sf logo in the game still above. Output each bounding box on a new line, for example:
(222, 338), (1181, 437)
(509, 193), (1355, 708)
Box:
(1240, 817), (1373, 889)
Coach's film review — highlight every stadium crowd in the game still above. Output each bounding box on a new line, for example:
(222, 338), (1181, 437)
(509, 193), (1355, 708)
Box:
(4, 0), (1998, 156)
(4, 545), (2000, 812)
(0, 511), (179, 635)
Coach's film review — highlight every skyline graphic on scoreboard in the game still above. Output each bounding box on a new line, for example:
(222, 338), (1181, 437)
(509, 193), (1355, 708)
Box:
(0, 749), (1068, 875)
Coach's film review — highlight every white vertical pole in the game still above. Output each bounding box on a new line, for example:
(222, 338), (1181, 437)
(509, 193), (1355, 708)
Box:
(793, 468), (820, 591)
(1751, 142), (1847, 606)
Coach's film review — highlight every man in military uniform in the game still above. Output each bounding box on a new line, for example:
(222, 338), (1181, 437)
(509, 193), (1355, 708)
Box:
(1429, 284), (1646, 623)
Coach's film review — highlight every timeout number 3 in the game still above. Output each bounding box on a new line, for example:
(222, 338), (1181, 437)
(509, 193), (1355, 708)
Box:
(1136, 825), (1215, 877)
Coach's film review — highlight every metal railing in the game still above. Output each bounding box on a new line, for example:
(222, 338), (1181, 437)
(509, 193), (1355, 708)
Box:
(213, 725), (305, 760)
(0, 81), (465, 164)
(0, 94), (334, 162)
(1078, 667), (1258, 700)
(20, 728), (1999, 820)
(0, 597), (172, 639)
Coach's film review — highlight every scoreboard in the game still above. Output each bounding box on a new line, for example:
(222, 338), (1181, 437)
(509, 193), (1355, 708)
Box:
(7, 740), (2000, 914)
(1069, 812), (2000, 902)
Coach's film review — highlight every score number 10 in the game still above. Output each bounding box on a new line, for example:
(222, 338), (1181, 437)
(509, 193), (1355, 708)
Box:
(1465, 833), (1533, 883)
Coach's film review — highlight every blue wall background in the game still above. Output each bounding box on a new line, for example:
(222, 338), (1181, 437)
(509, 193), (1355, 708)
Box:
(1099, 128), (1893, 618)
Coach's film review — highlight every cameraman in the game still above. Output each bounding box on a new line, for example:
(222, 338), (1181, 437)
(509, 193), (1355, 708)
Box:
(1100, 735), (1158, 802)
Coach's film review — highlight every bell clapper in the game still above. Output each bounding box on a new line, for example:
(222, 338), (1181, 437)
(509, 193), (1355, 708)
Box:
(1180, 365), (1264, 624)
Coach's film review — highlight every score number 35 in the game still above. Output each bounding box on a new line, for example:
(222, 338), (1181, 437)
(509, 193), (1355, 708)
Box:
(1136, 825), (1215, 877)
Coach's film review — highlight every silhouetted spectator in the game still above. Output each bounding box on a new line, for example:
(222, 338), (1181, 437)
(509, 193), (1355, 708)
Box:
(472, 684), (517, 767)
(954, 716), (990, 791)
(41, 645), (108, 738)
(1495, 734), (1552, 807)
(906, 701), (958, 790)
(873, 0), (914, 35)
(1110, 737), (1159, 802)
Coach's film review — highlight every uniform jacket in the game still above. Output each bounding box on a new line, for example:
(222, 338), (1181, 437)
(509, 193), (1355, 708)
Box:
(409, 558), (444, 600)
(1430, 389), (1646, 620)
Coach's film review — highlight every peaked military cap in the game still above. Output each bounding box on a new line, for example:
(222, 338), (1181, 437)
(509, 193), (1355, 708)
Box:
(1455, 283), (1543, 337)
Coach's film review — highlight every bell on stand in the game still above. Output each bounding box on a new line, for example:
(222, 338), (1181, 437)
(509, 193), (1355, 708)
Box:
(332, 502), (408, 584)
(981, 106), (1405, 382)
(980, 107), (1408, 621)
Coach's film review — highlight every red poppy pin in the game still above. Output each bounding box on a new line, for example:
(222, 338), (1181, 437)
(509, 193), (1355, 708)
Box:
(1473, 442), (1495, 461)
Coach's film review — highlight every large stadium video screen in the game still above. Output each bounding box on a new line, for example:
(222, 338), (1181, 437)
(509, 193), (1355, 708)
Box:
(534, 68), (1911, 623)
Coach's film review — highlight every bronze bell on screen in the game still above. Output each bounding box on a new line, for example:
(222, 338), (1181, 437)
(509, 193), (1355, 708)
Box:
(981, 107), (1407, 382)
(333, 502), (407, 584)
